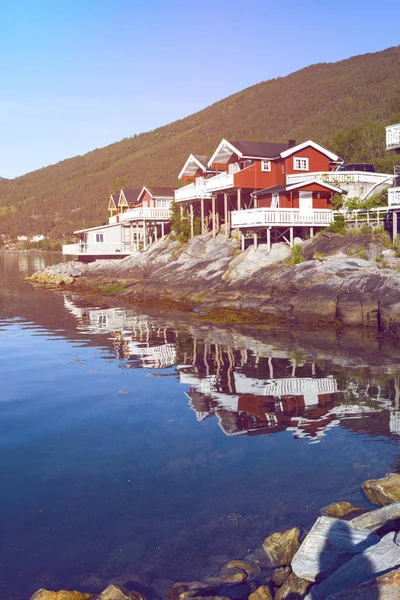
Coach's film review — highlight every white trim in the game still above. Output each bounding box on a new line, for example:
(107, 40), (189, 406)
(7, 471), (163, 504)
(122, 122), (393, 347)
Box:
(137, 186), (154, 203)
(208, 139), (243, 167)
(119, 190), (129, 206)
(280, 140), (339, 161)
(286, 179), (344, 193)
(108, 194), (118, 210)
(261, 160), (271, 172)
(74, 222), (124, 234)
(178, 154), (208, 180)
(293, 156), (309, 171)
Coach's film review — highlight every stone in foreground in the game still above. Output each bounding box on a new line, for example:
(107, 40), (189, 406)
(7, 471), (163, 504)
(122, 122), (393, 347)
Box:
(97, 585), (146, 600)
(362, 474), (400, 506)
(30, 591), (93, 600)
(291, 516), (379, 582)
(326, 566), (400, 598)
(274, 573), (311, 600)
(307, 532), (400, 599)
(352, 501), (400, 531)
(320, 501), (366, 519)
(248, 585), (273, 600)
(262, 527), (301, 567)
(272, 566), (292, 586)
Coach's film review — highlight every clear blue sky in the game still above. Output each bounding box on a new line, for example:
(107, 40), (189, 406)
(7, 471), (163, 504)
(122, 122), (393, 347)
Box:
(0, 0), (399, 179)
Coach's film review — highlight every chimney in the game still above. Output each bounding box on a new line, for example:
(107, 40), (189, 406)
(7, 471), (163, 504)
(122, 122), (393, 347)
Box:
(288, 139), (296, 148)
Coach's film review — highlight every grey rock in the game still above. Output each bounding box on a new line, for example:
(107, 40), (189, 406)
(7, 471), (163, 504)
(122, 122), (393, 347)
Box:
(306, 532), (400, 599)
(362, 474), (400, 506)
(291, 516), (379, 582)
(352, 501), (400, 531)
(326, 566), (400, 598)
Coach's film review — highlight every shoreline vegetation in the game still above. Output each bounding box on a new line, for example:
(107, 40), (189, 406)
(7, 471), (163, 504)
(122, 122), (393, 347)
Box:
(29, 471), (400, 599)
(28, 231), (400, 336)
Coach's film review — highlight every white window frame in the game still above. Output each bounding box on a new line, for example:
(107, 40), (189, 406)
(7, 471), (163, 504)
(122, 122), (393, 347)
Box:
(95, 233), (104, 243)
(261, 160), (271, 172)
(293, 156), (309, 171)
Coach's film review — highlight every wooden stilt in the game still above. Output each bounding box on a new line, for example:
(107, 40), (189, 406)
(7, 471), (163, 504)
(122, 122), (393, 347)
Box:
(154, 225), (158, 242)
(212, 196), (216, 237)
(241, 233), (245, 252)
(253, 232), (258, 249)
(224, 194), (228, 236)
(201, 199), (205, 234)
(267, 227), (271, 252)
(161, 221), (165, 237)
(290, 227), (294, 248)
(237, 188), (241, 211)
(136, 223), (139, 251)
(190, 203), (194, 238)
(143, 222), (147, 250)
(393, 211), (398, 245)
(310, 227), (314, 239)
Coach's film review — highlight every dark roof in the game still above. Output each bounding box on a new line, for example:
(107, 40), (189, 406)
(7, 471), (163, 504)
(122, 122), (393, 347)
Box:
(231, 140), (290, 159)
(109, 193), (119, 206)
(121, 188), (142, 205)
(193, 155), (211, 169)
(145, 186), (175, 198)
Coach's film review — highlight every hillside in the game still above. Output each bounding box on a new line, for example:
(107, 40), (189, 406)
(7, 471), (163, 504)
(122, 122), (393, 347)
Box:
(1, 45), (400, 238)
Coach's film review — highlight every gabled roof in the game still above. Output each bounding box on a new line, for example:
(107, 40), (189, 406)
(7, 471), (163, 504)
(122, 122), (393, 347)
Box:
(137, 186), (175, 202)
(178, 154), (213, 180)
(108, 193), (119, 210)
(119, 188), (142, 206)
(208, 139), (291, 166)
(253, 179), (347, 197)
(280, 140), (340, 161)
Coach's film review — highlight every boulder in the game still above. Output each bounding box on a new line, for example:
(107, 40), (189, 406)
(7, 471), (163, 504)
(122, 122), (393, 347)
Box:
(248, 585), (273, 600)
(362, 474), (400, 506)
(30, 592), (93, 600)
(220, 560), (260, 579)
(290, 281), (340, 324)
(274, 573), (311, 600)
(327, 566), (400, 598)
(352, 501), (400, 531)
(291, 516), (379, 582)
(272, 566), (292, 586)
(262, 527), (301, 567)
(306, 531), (400, 599)
(320, 501), (366, 519)
(97, 585), (146, 600)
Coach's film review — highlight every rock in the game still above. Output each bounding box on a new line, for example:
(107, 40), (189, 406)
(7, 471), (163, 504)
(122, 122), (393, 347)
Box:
(151, 578), (175, 597)
(206, 570), (247, 584)
(262, 527), (301, 567)
(362, 474), (400, 506)
(290, 281), (340, 324)
(189, 597), (230, 600)
(326, 566), (400, 598)
(320, 501), (366, 519)
(274, 573), (311, 600)
(291, 516), (379, 582)
(97, 584), (146, 600)
(352, 501), (400, 531)
(248, 585), (273, 600)
(272, 566), (292, 586)
(306, 531), (400, 599)
(220, 560), (261, 579)
(30, 591), (93, 600)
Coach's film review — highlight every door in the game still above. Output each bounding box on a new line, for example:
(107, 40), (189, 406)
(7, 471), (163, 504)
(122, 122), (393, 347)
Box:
(299, 191), (313, 214)
(271, 192), (279, 209)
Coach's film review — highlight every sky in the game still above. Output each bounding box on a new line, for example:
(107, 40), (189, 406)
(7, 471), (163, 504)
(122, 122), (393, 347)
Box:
(0, 0), (399, 179)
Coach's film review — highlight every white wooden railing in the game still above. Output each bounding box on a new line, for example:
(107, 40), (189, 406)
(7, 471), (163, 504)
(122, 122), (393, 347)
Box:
(174, 179), (212, 202)
(62, 243), (127, 255)
(286, 171), (394, 186)
(231, 208), (333, 228)
(119, 207), (170, 222)
(334, 206), (390, 225)
(389, 188), (400, 206)
(205, 172), (235, 192)
(386, 124), (400, 150)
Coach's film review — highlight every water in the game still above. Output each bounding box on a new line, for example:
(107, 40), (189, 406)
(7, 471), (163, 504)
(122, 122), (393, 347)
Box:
(1, 253), (400, 599)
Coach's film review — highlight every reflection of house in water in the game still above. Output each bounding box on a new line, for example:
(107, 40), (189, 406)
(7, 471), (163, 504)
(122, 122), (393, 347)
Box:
(63, 297), (177, 368)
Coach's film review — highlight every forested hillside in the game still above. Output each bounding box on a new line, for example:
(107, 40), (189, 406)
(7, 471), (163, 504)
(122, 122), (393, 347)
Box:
(1, 45), (400, 238)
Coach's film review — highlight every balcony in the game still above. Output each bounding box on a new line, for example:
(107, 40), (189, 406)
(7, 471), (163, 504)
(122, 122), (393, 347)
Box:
(389, 188), (400, 206)
(119, 207), (170, 222)
(386, 124), (400, 151)
(174, 178), (213, 202)
(231, 208), (334, 228)
(287, 171), (393, 187)
(62, 243), (130, 256)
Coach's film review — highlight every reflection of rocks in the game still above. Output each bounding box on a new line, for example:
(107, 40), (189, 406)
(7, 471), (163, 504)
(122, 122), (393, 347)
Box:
(362, 474), (400, 506)
(262, 528), (301, 568)
(30, 591), (93, 600)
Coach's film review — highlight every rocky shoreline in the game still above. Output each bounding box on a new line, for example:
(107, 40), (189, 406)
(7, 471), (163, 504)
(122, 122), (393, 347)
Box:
(29, 472), (400, 599)
(29, 231), (400, 336)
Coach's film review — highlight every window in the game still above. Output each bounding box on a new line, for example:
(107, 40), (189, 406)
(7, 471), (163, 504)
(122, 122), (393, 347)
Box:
(156, 199), (170, 208)
(95, 233), (104, 243)
(261, 160), (271, 172)
(293, 157), (309, 171)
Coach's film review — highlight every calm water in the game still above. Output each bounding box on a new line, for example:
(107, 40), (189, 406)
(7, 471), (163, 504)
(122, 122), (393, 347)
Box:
(2, 253), (400, 598)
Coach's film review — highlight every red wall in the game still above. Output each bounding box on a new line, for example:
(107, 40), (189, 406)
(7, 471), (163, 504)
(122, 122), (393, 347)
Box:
(258, 185), (333, 209)
(141, 191), (153, 208)
(284, 147), (332, 175)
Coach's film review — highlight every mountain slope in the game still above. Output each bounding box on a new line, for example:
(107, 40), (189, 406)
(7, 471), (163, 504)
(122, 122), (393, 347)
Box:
(1, 45), (400, 237)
